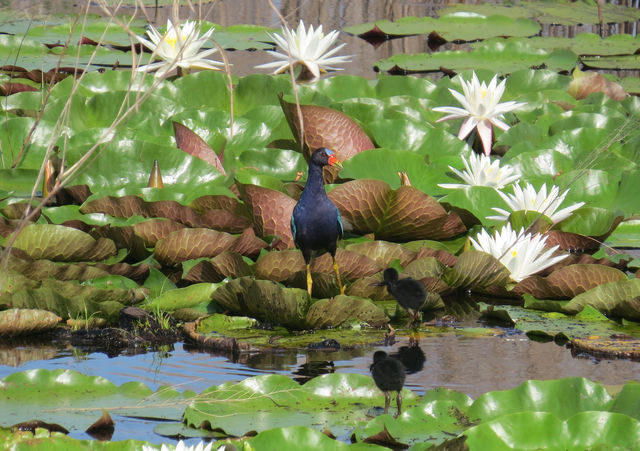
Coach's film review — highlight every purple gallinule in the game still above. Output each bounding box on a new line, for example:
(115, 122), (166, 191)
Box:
(373, 268), (427, 328)
(370, 350), (406, 416)
(291, 148), (344, 296)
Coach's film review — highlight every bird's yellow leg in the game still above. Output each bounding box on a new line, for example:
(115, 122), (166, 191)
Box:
(333, 257), (345, 295)
(306, 264), (313, 296)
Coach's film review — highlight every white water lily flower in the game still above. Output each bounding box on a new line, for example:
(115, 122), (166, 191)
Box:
(488, 183), (585, 223)
(438, 153), (521, 190)
(142, 440), (213, 451)
(470, 223), (569, 282)
(136, 19), (223, 77)
(432, 72), (526, 155)
(255, 20), (351, 79)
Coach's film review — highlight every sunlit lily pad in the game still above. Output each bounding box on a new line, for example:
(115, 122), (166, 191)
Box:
(564, 278), (640, 319)
(0, 369), (188, 432)
(512, 264), (628, 299)
(183, 373), (417, 438)
(0, 309), (61, 337)
(8, 224), (116, 262)
(211, 277), (309, 329)
(236, 182), (296, 249)
(279, 94), (374, 165)
(155, 228), (266, 265)
(305, 295), (388, 328)
(329, 180), (466, 241)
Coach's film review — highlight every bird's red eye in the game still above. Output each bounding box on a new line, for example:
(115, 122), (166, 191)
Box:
(328, 154), (338, 165)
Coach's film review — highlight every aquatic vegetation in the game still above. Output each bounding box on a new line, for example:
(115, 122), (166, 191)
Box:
(469, 223), (569, 282)
(255, 20), (351, 79)
(488, 183), (585, 223)
(432, 72), (526, 155)
(438, 152), (521, 190)
(136, 19), (223, 77)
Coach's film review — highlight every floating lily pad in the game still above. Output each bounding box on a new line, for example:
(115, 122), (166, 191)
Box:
(183, 373), (417, 438)
(440, 1), (640, 26)
(0, 369), (188, 432)
(375, 40), (578, 75)
(344, 14), (540, 42)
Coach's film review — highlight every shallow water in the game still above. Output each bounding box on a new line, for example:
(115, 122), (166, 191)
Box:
(2, 329), (639, 444)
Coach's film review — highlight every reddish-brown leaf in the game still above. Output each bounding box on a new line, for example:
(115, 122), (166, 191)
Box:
(513, 264), (628, 299)
(236, 183), (296, 249)
(173, 122), (226, 174)
(279, 94), (374, 163)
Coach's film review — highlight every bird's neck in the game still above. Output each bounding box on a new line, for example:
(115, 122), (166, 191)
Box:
(302, 163), (327, 198)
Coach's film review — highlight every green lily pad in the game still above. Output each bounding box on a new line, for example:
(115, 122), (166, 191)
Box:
(210, 277), (309, 329)
(344, 14), (540, 42)
(0, 369), (189, 432)
(183, 373), (417, 438)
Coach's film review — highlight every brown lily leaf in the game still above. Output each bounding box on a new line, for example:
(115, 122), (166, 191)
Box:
(155, 228), (238, 265)
(1, 201), (40, 221)
(190, 194), (246, 214)
(211, 277), (309, 329)
(255, 248), (380, 283)
(81, 196), (249, 232)
(12, 224), (116, 262)
(545, 215), (623, 253)
(227, 227), (269, 257)
(183, 251), (253, 283)
(571, 335), (640, 361)
(414, 246), (458, 267)
(0, 309), (61, 337)
(91, 225), (150, 261)
(11, 420), (69, 435)
(443, 250), (512, 291)
(404, 257), (447, 281)
(173, 121), (226, 174)
(568, 69), (627, 101)
(0, 82), (38, 95)
(329, 180), (466, 241)
(85, 409), (115, 441)
(512, 264), (628, 299)
(279, 93), (374, 179)
(305, 295), (389, 328)
(346, 240), (416, 268)
(236, 183), (296, 249)
(362, 424), (409, 449)
(133, 219), (185, 247)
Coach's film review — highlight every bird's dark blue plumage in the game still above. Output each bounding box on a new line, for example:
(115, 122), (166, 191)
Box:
(291, 148), (344, 296)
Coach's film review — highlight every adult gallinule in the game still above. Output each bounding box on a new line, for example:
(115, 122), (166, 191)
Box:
(291, 147), (344, 296)
(370, 350), (406, 416)
(373, 268), (426, 328)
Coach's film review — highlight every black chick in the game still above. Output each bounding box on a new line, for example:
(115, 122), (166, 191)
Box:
(370, 350), (406, 417)
(373, 267), (427, 328)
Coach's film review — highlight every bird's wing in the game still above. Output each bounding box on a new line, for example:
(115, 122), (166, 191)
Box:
(335, 206), (344, 239)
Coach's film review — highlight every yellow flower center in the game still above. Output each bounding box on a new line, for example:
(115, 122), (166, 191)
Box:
(481, 87), (488, 99)
(165, 34), (177, 50)
(511, 250), (517, 257)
